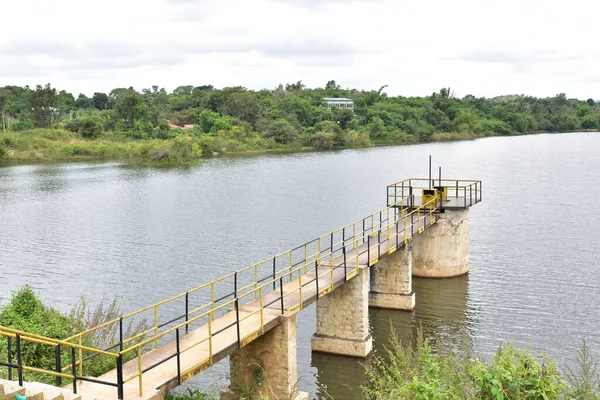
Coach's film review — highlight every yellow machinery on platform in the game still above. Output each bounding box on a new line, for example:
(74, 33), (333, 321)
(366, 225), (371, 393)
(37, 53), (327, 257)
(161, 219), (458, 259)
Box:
(0, 177), (481, 399)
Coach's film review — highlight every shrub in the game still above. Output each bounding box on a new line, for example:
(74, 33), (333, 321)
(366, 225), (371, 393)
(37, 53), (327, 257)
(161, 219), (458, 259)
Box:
(64, 119), (84, 133)
(80, 116), (104, 139)
(0, 285), (148, 383)
(0, 142), (7, 159)
(311, 131), (336, 150)
(362, 328), (593, 400)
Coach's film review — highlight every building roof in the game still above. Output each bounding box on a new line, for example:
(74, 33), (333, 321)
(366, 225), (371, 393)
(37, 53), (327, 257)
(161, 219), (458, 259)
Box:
(323, 97), (353, 102)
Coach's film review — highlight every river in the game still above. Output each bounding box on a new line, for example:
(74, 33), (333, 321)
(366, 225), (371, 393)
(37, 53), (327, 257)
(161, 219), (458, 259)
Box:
(1, 132), (599, 398)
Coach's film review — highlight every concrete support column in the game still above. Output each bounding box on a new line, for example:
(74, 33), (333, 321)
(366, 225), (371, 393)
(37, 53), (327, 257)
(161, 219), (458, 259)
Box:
(369, 242), (415, 310)
(311, 266), (372, 358)
(412, 208), (469, 278)
(221, 313), (308, 400)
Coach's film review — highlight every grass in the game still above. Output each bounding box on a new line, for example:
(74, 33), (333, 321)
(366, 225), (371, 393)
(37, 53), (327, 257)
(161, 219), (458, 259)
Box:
(0, 129), (203, 165)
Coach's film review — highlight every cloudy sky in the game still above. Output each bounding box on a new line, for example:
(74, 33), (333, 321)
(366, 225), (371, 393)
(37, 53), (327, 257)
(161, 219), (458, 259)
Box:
(1, 0), (598, 98)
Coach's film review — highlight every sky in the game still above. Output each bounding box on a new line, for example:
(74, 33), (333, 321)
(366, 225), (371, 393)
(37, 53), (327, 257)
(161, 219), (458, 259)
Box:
(1, 0), (599, 99)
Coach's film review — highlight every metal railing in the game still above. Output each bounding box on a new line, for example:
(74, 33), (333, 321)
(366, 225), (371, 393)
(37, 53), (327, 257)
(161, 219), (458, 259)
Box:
(0, 180), (456, 399)
(386, 178), (482, 208)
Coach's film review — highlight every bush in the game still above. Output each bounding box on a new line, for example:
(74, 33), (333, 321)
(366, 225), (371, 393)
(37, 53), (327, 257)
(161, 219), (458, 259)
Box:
(363, 328), (597, 400)
(311, 131), (336, 150)
(0, 142), (7, 159)
(151, 134), (202, 163)
(0, 285), (148, 383)
(80, 116), (104, 139)
(64, 119), (83, 133)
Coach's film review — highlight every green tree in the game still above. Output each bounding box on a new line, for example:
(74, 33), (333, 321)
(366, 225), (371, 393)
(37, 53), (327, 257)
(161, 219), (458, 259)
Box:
(75, 94), (95, 109)
(113, 91), (151, 136)
(259, 118), (299, 144)
(93, 92), (110, 110)
(28, 83), (58, 128)
(0, 88), (11, 132)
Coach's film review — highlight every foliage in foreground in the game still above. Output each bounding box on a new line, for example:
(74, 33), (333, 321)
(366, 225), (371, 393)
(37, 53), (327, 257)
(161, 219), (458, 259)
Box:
(0, 285), (147, 384)
(363, 328), (599, 400)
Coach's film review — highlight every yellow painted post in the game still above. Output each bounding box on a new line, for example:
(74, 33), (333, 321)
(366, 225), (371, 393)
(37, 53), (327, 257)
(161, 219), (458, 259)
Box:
(299, 273), (303, 309)
(254, 264), (258, 299)
(387, 208), (391, 244)
(137, 345), (143, 397)
(404, 210), (407, 243)
(154, 306), (159, 348)
(211, 282), (215, 321)
(77, 335), (83, 377)
(289, 251), (293, 282)
(317, 238), (321, 265)
(208, 312), (213, 364)
(259, 287), (264, 332)
(371, 214), (374, 235)
(330, 262), (334, 292)
(304, 245), (308, 274)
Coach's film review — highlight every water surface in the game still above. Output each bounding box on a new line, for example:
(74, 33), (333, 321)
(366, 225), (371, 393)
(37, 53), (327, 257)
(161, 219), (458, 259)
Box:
(1, 132), (599, 398)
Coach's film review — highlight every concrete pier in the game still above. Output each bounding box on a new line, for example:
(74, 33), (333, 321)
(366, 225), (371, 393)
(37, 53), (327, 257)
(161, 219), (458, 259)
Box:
(369, 242), (415, 310)
(412, 209), (469, 278)
(222, 313), (309, 400)
(311, 266), (372, 358)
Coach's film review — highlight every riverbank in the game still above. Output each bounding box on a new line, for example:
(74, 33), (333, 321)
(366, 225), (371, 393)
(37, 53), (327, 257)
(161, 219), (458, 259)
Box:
(0, 127), (580, 166)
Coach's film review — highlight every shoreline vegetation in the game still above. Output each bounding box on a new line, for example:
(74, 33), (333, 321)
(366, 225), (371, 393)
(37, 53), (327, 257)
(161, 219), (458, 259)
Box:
(1, 82), (599, 165)
(1, 287), (599, 399)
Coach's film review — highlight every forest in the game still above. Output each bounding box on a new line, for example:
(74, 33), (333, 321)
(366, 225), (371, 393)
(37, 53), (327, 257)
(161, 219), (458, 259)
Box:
(0, 81), (597, 162)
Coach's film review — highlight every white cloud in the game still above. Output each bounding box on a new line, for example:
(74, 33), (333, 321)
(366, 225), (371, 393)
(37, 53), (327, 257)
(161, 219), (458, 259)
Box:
(1, 0), (599, 99)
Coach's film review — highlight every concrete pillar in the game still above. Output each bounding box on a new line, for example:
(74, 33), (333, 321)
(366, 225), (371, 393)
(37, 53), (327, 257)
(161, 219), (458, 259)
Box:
(221, 313), (308, 400)
(311, 266), (372, 358)
(369, 242), (415, 310)
(412, 209), (469, 278)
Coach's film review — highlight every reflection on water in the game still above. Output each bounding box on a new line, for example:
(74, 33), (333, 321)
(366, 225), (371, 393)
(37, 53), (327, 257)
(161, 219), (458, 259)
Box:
(371, 275), (472, 351)
(313, 275), (471, 400)
(2, 132), (600, 397)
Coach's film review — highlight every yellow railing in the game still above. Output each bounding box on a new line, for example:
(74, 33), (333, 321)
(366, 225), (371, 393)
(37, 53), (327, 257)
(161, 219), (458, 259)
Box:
(0, 325), (119, 393)
(0, 177), (464, 399)
(387, 178), (482, 208)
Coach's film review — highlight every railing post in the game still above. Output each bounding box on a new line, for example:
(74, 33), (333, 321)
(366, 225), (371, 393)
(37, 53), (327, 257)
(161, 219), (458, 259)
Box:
(55, 344), (62, 386)
(377, 230), (381, 260)
(176, 328), (181, 386)
(117, 353), (124, 400)
(367, 235), (371, 265)
(272, 258), (276, 291)
(470, 185), (473, 206)
(119, 317), (124, 352)
(235, 271), (241, 349)
(315, 261), (319, 298)
(234, 298), (241, 349)
(234, 272), (238, 299)
(279, 277), (284, 314)
(330, 232), (334, 253)
(71, 347), (77, 394)
(343, 246), (347, 282)
(16, 334), (23, 387)
(7, 336), (12, 381)
(185, 292), (189, 334)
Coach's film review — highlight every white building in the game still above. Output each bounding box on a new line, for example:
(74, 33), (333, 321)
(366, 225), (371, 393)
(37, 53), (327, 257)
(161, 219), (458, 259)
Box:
(323, 97), (354, 110)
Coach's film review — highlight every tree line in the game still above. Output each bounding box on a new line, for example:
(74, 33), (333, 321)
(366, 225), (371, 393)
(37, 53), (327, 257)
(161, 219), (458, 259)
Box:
(0, 81), (598, 153)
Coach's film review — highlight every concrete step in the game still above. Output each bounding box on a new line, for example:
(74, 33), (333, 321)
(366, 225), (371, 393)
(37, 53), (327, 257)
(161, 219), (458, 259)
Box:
(0, 379), (27, 400)
(0, 379), (85, 400)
